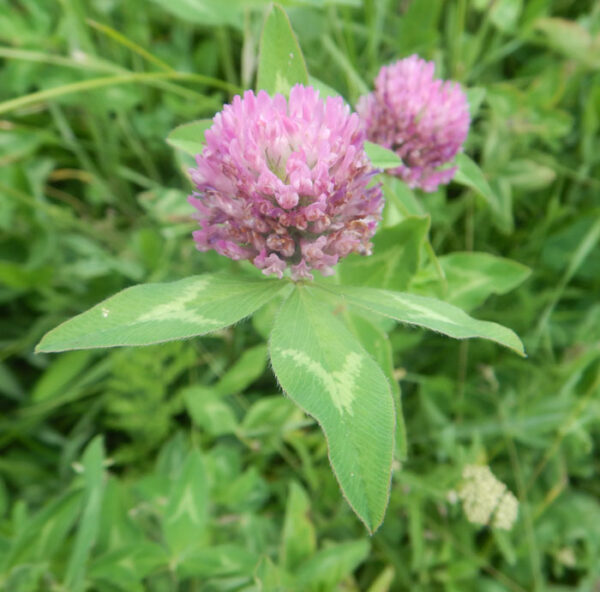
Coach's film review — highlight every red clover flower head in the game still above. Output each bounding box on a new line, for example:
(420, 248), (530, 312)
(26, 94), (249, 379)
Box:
(357, 55), (470, 192)
(189, 85), (383, 280)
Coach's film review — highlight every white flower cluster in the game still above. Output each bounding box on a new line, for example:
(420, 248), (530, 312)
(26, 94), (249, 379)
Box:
(458, 464), (518, 530)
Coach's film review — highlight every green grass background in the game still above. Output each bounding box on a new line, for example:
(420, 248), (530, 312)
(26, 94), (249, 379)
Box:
(1, 0), (599, 590)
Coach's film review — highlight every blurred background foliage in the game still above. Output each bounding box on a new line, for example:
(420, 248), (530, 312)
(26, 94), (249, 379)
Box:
(0, 0), (599, 590)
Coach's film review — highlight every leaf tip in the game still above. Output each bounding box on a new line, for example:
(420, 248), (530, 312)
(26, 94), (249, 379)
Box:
(34, 337), (51, 354)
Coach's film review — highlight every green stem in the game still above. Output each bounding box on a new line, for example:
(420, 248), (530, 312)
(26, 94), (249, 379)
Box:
(0, 71), (240, 116)
(86, 18), (175, 72)
(0, 47), (212, 101)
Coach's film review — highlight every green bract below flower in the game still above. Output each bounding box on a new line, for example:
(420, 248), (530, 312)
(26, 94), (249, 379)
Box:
(188, 85), (383, 280)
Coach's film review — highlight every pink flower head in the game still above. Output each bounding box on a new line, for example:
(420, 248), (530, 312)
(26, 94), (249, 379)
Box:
(357, 55), (470, 192)
(189, 85), (383, 280)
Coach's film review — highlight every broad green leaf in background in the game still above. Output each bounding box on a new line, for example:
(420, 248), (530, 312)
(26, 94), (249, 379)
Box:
(280, 482), (316, 571)
(36, 275), (287, 352)
(254, 556), (293, 590)
(269, 287), (395, 533)
(541, 214), (600, 281)
(534, 216), (600, 348)
(326, 285), (525, 355)
(367, 566), (396, 592)
(184, 386), (239, 437)
(3, 563), (48, 592)
(534, 17), (600, 70)
(176, 545), (257, 579)
(64, 437), (106, 592)
(31, 351), (94, 402)
(480, 0), (522, 33)
(308, 75), (343, 100)
(453, 153), (512, 232)
(415, 252), (531, 311)
(148, 0), (244, 28)
(240, 396), (302, 448)
(466, 87), (486, 118)
(1, 490), (84, 570)
(256, 4), (309, 96)
(214, 343), (268, 396)
(96, 478), (143, 553)
(295, 540), (371, 590)
(338, 216), (429, 292)
(502, 158), (556, 191)
(394, 0), (443, 54)
(321, 35), (369, 98)
(219, 466), (269, 512)
(163, 449), (208, 557)
(89, 542), (168, 592)
(153, 433), (189, 490)
(364, 142), (403, 169)
(382, 175), (426, 218)
(0, 362), (23, 401)
(166, 119), (212, 156)
(252, 294), (286, 338)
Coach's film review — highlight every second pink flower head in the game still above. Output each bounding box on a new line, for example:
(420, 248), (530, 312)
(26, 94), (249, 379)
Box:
(357, 55), (470, 192)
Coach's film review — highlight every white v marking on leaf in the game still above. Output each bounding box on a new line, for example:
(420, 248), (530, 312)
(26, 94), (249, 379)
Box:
(278, 349), (361, 415)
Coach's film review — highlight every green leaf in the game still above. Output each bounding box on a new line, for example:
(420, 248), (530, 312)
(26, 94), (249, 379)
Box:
(220, 466), (269, 511)
(166, 119), (212, 156)
(215, 343), (268, 395)
(254, 556), (294, 590)
(89, 542), (168, 590)
(96, 478), (143, 552)
(466, 87), (486, 118)
(251, 294), (286, 339)
(64, 436), (106, 592)
(308, 75), (343, 100)
(503, 158), (556, 191)
(3, 563), (48, 592)
(382, 175), (425, 217)
(486, 0), (522, 33)
(36, 274), (287, 352)
(0, 361), (24, 401)
(240, 396), (301, 446)
(344, 312), (407, 461)
(413, 251), (531, 311)
(163, 449), (208, 556)
(328, 285), (525, 355)
(280, 482), (316, 571)
(534, 17), (600, 70)
(256, 4), (309, 96)
(176, 545), (257, 578)
(184, 386), (238, 436)
(453, 153), (511, 231)
(1, 490), (84, 570)
(338, 216), (430, 292)
(269, 287), (395, 532)
(296, 540), (370, 589)
(437, 252), (531, 311)
(367, 566), (396, 592)
(148, 0), (243, 28)
(31, 351), (94, 402)
(364, 142), (402, 169)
